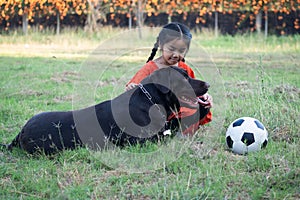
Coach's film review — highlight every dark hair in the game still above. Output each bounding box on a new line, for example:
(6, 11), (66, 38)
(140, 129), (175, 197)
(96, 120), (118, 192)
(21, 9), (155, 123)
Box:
(146, 22), (192, 63)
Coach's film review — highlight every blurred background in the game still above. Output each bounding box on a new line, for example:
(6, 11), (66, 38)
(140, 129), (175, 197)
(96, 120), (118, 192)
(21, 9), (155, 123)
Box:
(1, 0), (299, 36)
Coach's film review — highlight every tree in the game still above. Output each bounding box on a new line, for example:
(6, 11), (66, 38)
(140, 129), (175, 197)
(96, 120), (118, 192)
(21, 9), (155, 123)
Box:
(0, 0), (299, 35)
(0, 0), (40, 34)
(85, 0), (110, 32)
(239, 0), (300, 36)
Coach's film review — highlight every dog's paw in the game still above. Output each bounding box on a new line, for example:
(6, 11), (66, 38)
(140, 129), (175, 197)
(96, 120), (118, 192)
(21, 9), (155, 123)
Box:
(163, 129), (172, 136)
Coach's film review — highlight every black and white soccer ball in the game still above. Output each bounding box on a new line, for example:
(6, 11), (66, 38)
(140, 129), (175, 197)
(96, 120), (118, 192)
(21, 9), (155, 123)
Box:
(226, 117), (268, 155)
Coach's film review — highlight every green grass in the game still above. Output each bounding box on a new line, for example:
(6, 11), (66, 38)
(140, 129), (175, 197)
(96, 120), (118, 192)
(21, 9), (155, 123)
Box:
(0, 29), (299, 199)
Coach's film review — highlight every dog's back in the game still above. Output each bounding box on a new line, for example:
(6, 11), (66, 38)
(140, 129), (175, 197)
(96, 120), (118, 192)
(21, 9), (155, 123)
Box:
(3, 67), (209, 154)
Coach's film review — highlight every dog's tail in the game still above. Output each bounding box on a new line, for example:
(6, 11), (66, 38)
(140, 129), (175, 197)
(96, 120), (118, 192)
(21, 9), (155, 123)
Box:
(0, 134), (20, 151)
(0, 143), (9, 151)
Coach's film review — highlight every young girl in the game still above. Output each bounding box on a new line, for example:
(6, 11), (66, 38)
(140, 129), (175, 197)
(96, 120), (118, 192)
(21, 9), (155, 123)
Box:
(126, 22), (213, 135)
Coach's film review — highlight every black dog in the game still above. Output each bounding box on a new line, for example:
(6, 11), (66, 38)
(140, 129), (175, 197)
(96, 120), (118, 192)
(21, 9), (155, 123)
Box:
(3, 67), (209, 154)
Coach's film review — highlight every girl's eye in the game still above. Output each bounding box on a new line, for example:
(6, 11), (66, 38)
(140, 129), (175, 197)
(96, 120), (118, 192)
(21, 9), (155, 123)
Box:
(163, 46), (187, 55)
(167, 48), (186, 53)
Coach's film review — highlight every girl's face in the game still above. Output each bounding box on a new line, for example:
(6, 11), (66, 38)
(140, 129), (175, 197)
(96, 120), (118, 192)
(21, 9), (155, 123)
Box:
(161, 39), (188, 66)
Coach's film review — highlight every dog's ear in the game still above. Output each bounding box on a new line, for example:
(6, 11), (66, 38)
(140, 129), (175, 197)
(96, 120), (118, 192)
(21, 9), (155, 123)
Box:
(149, 68), (171, 94)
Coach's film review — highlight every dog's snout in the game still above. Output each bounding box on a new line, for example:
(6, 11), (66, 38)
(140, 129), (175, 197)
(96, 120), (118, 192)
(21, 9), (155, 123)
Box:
(200, 81), (210, 89)
(205, 82), (210, 89)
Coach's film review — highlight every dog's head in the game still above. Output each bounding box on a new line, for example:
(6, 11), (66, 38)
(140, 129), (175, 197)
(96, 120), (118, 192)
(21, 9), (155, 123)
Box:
(142, 66), (210, 109)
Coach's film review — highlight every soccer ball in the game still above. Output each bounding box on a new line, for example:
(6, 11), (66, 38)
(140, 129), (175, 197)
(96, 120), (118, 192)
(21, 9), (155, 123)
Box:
(226, 117), (268, 155)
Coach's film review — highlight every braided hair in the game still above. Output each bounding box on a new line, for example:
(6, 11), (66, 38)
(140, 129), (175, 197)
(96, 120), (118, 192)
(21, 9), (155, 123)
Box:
(146, 22), (192, 63)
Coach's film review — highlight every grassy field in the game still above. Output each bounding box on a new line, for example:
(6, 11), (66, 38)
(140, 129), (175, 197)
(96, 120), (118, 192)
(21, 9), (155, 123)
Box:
(0, 28), (299, 199)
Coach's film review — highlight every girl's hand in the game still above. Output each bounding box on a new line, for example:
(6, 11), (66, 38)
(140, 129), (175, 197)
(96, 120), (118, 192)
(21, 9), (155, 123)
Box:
(126, 83), (138, 91)
(198, 93), (213, 109)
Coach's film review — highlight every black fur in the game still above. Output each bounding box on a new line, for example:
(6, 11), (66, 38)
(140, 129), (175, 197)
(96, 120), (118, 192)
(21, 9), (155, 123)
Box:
(3, 67), (209, 154)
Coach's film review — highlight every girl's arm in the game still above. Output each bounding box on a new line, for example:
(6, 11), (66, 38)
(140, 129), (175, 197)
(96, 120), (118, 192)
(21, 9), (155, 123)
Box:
(126, 62), (158, 90)
(126, 83), (139, 91)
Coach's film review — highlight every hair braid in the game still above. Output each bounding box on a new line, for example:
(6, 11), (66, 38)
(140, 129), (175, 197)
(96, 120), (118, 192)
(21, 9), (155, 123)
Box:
(146, 37), (159, 63)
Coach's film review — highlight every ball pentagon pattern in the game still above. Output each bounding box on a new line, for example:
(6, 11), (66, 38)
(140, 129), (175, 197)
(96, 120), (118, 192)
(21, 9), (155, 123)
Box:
(226, 117), (268, 155)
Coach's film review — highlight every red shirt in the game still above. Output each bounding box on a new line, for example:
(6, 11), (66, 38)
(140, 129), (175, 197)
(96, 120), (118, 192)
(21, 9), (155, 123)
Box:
(127, 61), (195, 85)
